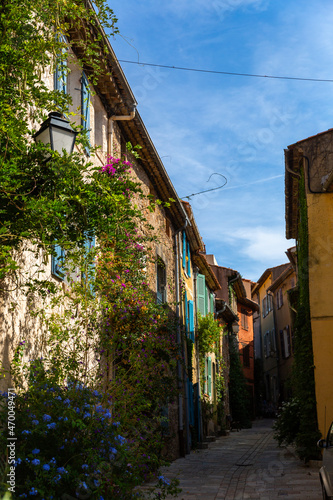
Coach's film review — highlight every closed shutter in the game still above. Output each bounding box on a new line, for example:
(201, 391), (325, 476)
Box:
(188, 300), (194, 342)
(210, 293), (214, 314)
(205, 286), (209, 316)
(197, 274), (206, 316)
(184, 290), (188, 332)
(279, 330), (285, 358)
(54, 35), (67, 93)
(81, 72), (90, 155)
(182, 231), (186, 269)
(187, 241), (191, 277)
(207, 357), (212, 398)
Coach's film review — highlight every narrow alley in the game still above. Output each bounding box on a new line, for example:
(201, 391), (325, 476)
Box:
(161, 420), (322, 500)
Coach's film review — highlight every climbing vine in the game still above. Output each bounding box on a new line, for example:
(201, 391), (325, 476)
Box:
(276, 171), (320, 461)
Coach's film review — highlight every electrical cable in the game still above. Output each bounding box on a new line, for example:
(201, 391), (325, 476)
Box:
(118, 59), (333, 83)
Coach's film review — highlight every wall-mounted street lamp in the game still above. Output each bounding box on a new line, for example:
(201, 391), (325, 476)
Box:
(33, 112), (77, 157)
(232, 323), (239, 334)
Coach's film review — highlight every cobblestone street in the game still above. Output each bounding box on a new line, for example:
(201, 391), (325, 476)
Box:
(161, 419), (322, 499)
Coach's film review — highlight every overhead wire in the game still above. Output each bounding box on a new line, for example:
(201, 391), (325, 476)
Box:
(118, 59), (333, 83)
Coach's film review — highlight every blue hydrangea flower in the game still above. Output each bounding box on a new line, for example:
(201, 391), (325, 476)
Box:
(19, 494), (27, 498)
(116, 435), (126, 445)
(47, 422), (56, 430)
(63, 416), (68, 422)
(55, 395), (62, 400)
(42, 464), (50, 471)
(32, 420), (39, 425)
(52, 474), (61, 483)
(49, 457), (56, 465)
(22, 430), (31, 435)
(104, 411), (111, 418)
(63, 398), (71, 405)
(31, 459), (40, 466)
(83, 412), (91, 418)
(43, 414), (52, 422)
(82, 464), (89, 470)
(15, 458), (22, 466)
(32, 448), (40, 454)
(57, 467), (68, 474)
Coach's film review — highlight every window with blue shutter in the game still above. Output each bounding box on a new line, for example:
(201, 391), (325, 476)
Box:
(187, 241), (191, 276)
(51, 245), (65, 280)
(184, 290), (188, 332)
(54, 35), (67, 94)
(188, 299), (194, 342)
(81, 72), (91, 155)
(182, 230), (186, 270)
(197, 274), (206, 316)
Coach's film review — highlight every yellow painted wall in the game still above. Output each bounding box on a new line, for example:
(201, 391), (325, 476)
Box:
(307, 191), (333, 437)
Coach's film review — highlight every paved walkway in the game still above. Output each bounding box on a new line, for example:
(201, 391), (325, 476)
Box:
(160, 419), (322, 499)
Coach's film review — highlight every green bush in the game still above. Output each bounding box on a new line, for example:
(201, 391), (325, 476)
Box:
(273, 398), (301, 447)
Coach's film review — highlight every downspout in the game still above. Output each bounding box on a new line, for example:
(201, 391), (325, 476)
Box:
(107, 108), (136, 157)
(174, 221), (188, 457)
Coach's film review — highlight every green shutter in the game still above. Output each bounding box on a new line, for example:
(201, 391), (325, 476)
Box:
(210, 293), (214, 314)
(197, 274), (206, 316)
(204, 286), (209, 316)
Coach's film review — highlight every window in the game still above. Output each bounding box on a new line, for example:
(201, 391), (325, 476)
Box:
(241, 308), (248, 330)
(81, 72), (91, 155)
(182, 231), (191, 276)
(210, 293), (215, 314)
(243, 344), (250, 367)
(156, 257), (166, 304)
(188, 299), (194, 342)
(54, 35), (67, 94)
(279, 326), (291, 358)
(264, 332), (270, 358)
(206, 356), (212, 398)
(187, 240), (191, 277)
(165, 218), (170, 237)
(262, 294), (273, 318)
(51, 245), (66, 280)
(197, 273), (206, 316)
(277, 288), (283, 309)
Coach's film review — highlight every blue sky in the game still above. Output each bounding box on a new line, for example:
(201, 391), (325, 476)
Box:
(107, 0), (333, 281)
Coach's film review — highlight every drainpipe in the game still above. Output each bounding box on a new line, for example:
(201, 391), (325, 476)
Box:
(174, 222), (188, 457)
(107, 108), (136, 157)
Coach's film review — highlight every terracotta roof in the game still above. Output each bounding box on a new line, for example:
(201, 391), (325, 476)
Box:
(251, 263), (290, 296)
(267, 264), (294, 293)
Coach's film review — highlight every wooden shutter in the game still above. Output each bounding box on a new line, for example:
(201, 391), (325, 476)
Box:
(205, 286), (209, 316)
(197, 274), (206, 316)
(81, 72), (90, 154)
(51, 244), (65, 280)
(187, 241), (191, 276)
(188, 300), (194, 342)
(184, 290), (188, 332)
(182, 231), (186, 269)
(207, 357), (212, 397)
(210, 293), (214, 314)
(279, 330), (285, 358)
(54, 35), (67, 93)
